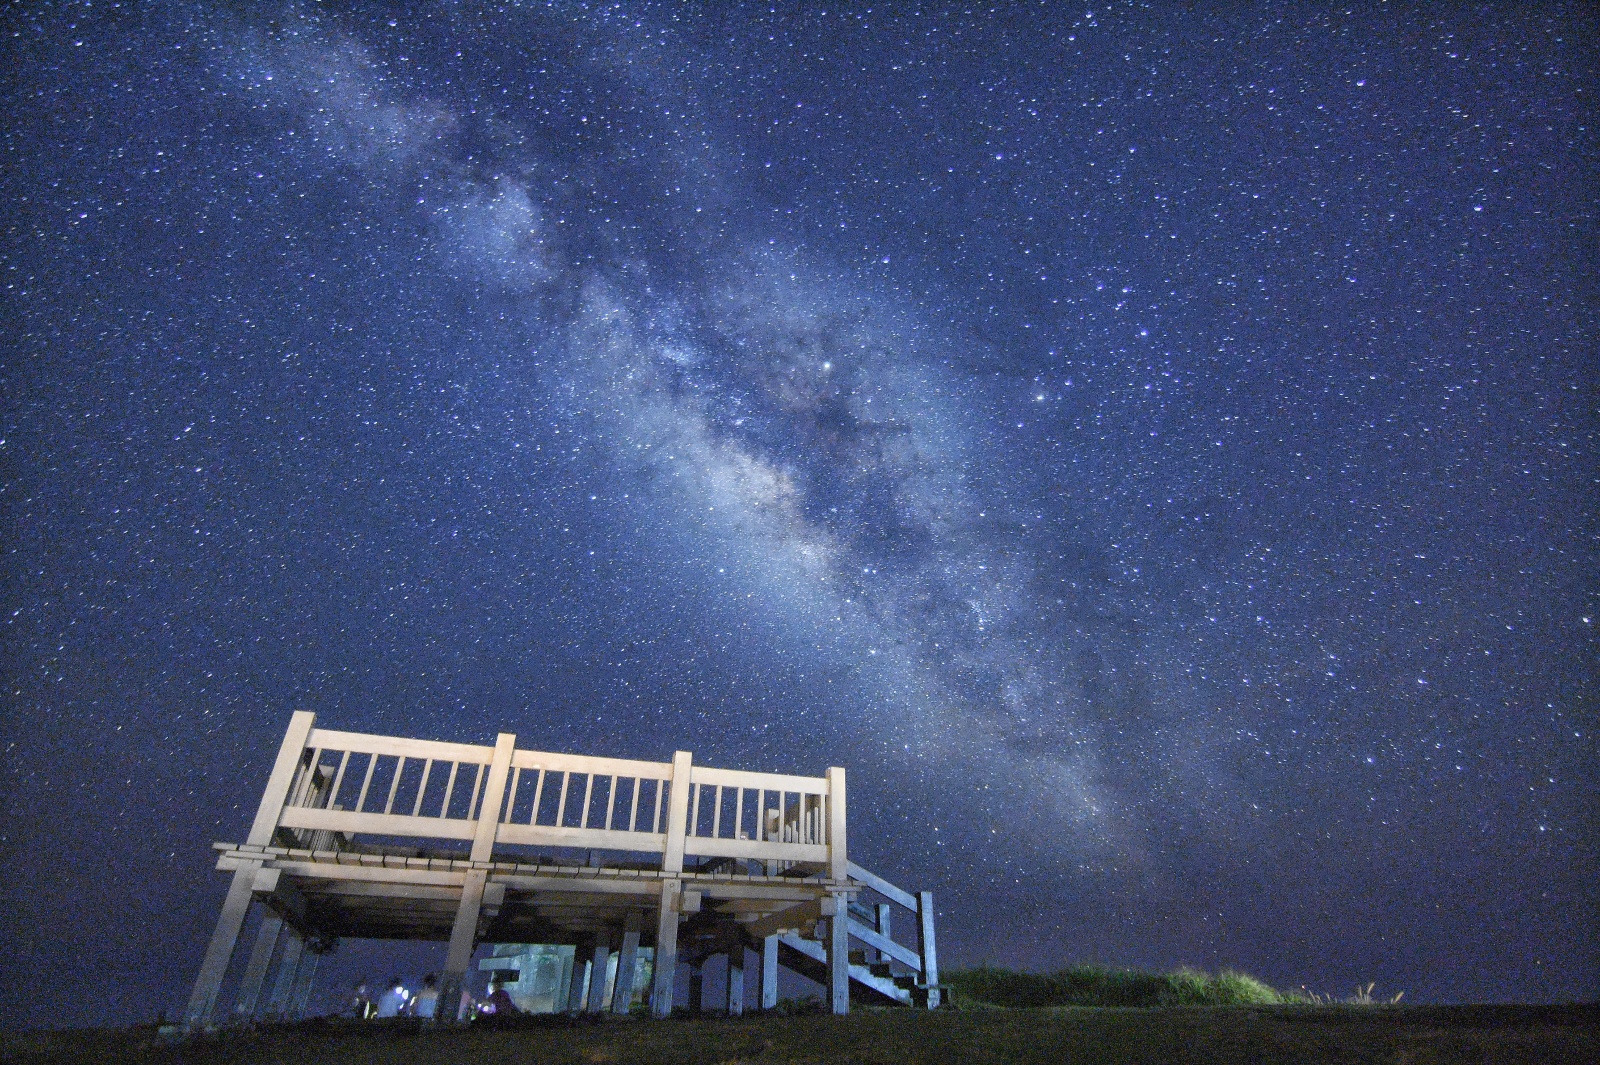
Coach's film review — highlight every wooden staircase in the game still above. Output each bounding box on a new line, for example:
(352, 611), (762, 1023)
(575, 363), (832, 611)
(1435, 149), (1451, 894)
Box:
(764, 862), (941, 1008)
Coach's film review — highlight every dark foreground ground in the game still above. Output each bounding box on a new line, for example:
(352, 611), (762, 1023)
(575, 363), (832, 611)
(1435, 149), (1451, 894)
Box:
(6, 1005), (1596, 1065)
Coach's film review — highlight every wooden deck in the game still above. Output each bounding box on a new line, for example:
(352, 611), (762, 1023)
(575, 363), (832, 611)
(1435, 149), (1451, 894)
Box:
(182, 712), (940, 1027)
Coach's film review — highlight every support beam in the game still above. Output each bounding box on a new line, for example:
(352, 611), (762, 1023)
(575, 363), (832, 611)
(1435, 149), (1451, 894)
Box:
(828, 902), (850, 1015)
(586, 940), (612, 1013)
(182, 860), (263, 1027)
(234, 914), (283, 1018)
(438, 868), (487, 1022)
(761, 935), (779, 1010)
(744, 898), (822, 940)
(726, 950), (745, 1016)
(917, 890), (940, 1009)
(611, 912), (641, 1014)
(264, 931), (305, 1019)
(649, 879), (682, 1017)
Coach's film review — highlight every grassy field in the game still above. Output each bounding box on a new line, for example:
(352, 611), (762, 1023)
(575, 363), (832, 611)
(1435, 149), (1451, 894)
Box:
(945, 963), (1311, 1008)
(5, 1005), (1596, 1065)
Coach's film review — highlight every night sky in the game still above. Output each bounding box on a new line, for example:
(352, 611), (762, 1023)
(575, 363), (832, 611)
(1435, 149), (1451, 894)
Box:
(3, 1), (1596, 1028)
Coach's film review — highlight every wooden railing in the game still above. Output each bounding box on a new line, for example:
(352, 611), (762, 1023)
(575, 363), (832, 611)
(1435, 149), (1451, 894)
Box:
(250, 713), (846, 879)
(683, 764), (838, 866)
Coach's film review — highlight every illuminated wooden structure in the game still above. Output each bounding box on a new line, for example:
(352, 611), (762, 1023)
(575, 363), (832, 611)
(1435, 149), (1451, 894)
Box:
(182, 712), (940, 1026)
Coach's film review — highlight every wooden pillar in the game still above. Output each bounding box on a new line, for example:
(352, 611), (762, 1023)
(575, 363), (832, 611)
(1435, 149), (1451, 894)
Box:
(470, 734), (518, 864)
(440, 731), (515, 1021)
(587, 940), (612, 1013)
(726, 950), (745, 1016)
(182, 860), (263, 1027)
(246, 712), (317, 847)
(688, 960), (704, 1014)
(438, 868), (487, 1021)
(827, 902), (850, 1015)
(875, 903), (892, 964)
(826, 766), (848, 883)
(917, 890), (940, 1009)
(233, 914), (283, 1018)
(264, 930), (305, 1018)
(760, 934), (779, 1010)
(649, 879), (682, 1018)
(611, 912), (642, 1014)
(662, 751), (693, 874)
(567, 939), (594, 1015)
(289, 948), (320, 1018)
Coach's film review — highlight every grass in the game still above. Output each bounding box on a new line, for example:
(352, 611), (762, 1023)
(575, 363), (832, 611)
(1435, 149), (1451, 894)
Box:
(4, 1005), (1596, 1065)
(944, 963), (1294, 1008)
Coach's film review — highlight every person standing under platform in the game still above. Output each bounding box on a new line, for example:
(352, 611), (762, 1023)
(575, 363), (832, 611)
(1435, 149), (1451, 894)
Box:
(410, 974), (439, 1019)
(374, 977), (410, 1018)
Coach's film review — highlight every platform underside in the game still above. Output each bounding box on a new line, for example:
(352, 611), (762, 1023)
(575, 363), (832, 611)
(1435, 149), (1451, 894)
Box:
(216, 841), (838, 960)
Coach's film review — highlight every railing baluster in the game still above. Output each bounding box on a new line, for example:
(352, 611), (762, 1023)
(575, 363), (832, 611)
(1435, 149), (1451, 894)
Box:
(604, 776), (616, 831)
(502, 766), (520, 823)
(355, 752), (378, 813)
(653, 780), (665, 834)
(628, 776), (641, 832)
(469, 761), (488, 819)
(291, 748), (322, 808)
(556, 771), (571, 827)
(413, 759), (435, 818)
(712, 785), (723, 839)
(580, 773), (595, 829)
(441, 761), (460, 818)
(690, 782), (702, 837)
(327, 750), (352, 810)
(529, 768), (546, 825)
(383, 756), (405, 815)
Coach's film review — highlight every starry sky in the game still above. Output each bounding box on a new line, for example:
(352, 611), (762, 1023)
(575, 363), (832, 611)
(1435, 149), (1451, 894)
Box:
(3, 1), (1596, 1028)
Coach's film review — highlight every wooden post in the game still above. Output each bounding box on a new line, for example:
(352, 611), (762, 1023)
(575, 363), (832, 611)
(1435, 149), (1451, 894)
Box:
(662, 751), (693, 874)
(650, 879), (682, 1017)
(436, 733), (514, 1022)
(470, 733), (517, 863)
(917, 890), (940, 1009)
(439, 869), (487, 1022)
(289, 949), (320, 1017)
(182, 860), (262, 1027)
(875, 903), (892, 964)
(233, 914), (282, 1018)
(760, 934), (779, 1010)
(567, 939), (594, 1015)
(826, 767), (848, 883)
(587, 940), (612, 1013)
(246, 713), (317, 847)
(827, 901), (850, 1015)
(688, 960), (704, 1014)
(726, 950), (745, 1016)
(612, 912), (641, 1014)
(265, 930), (305, 1018)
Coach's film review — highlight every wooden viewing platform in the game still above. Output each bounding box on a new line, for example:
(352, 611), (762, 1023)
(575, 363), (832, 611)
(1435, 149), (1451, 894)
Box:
(183, 712), (941, 1026)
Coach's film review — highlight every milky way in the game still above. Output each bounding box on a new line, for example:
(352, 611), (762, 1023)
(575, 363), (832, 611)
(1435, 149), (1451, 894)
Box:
(2, 3), (1594, 1025)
